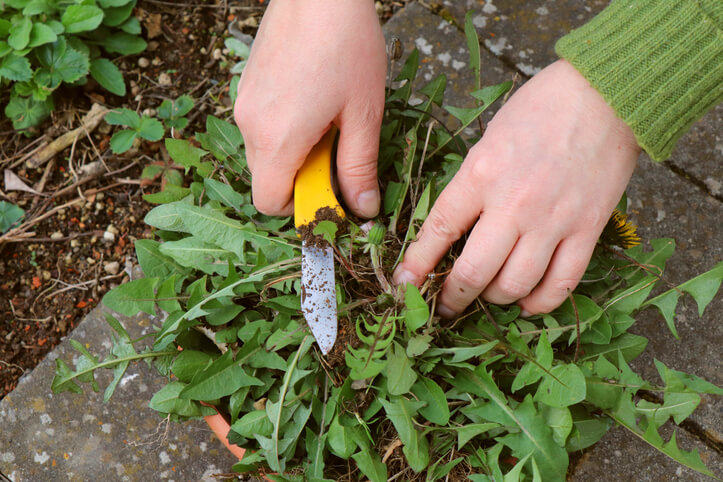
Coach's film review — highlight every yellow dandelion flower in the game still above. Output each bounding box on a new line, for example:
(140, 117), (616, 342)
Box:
(601, 209), (641, 249)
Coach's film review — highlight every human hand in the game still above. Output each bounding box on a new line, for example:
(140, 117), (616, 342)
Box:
(393, 59), (640, 317)
(233, 0), (386, 218)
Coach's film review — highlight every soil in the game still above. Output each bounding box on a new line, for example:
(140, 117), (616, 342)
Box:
(0, 0), (413, 401)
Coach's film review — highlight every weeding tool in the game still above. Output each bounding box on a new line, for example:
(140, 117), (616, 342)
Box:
(294, 127), (344, 355)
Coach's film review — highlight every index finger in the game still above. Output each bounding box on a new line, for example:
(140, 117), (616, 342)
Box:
(392, 171), (483, 286)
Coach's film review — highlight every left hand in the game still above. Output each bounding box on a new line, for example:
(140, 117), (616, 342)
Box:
(393, 60), (640, 318)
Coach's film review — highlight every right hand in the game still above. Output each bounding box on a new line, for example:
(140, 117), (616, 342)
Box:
(234, 0), (387, 218)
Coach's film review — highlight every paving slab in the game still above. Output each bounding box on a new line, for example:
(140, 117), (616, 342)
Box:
(440, 0), (607, 76)
(0, 307), (240, 481)
(572, 422), (723, 482)
(383, 1), (517, 126)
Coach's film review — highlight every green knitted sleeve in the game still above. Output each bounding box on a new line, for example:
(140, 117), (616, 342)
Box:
(555, 0), (723, 161)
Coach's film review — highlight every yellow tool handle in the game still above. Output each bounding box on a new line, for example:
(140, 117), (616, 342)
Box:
(294, 127), (345, 228)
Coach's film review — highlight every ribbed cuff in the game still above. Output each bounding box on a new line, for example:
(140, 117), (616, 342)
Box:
(556, 0), (723, 161)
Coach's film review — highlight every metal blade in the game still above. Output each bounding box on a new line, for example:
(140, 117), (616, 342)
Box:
(301, 240), (337, 354)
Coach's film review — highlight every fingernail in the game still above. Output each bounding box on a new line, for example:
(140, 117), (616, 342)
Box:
(392, 267), (417, 286)
(437, 304), (456, 319)
(520, 310), (532, 318)
(357, 189), (380, 218)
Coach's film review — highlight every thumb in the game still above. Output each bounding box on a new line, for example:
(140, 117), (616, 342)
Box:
(336, 104), (382, 218)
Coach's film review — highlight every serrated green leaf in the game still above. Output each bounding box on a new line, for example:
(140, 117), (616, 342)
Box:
(5, 95), (52, 130)
(90, 58), (125, 96)
(149, 381), (214, 417)
(179, 349), (263, 400)
(51, 359), (83, 394)
(456, 423), (499, 450)
(0, 54), (32, 81)
(454, 370), (567, 481)
(536, 363), (586, 408)
(385, 342), (417, 395)
(471, 81), (513, 106)
(565, 407), (611, 452)
(171, 349), (212, 383)
(403, 283), (428, 331)
(62, 5), (104, 33)
(201, 115), (244, 160)
(406, 333), (431, 357)
(379, 396), (429, 472)
(512, 329), (552, 392)
(135, 239), (189, 280)
(165, 138), (208, 173)
(542, 406), (572, 446)
(143, 184), (191, 204)
(175, 204), (296, 263)
(138, 116), (163, 141)
(102, 277), (158, 316)
(312, 220), (337, 245)
(231, 410), (274, 438)
(105, 108), (140, 128)
(144, 201), (189, 231)
(159, 237), (234, 276)
(411, 377), (449, 425)
(580, 333), (648, 365)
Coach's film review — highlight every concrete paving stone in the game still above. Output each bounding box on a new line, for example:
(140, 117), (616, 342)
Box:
(440, 0), (607, 76)
(668, 103), (723, 199)
(0, 307), (240, 481)
(571, 422), (722, 481)
(623, 153), (722, 441)
(382, 2), (518, 128)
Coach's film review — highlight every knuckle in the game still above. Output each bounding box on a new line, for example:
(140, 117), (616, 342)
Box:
(452, 258), (488, 290)
(495, 277), (535, 300)
(424, 210), (461, 242)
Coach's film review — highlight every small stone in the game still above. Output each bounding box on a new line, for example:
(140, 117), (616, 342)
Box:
(64, 255), (73, 265)
(148, 40), (159, 51)
(104, 261), (120, 275)
(50, 232), (64, 240)
(96, 192), (105, 200)
(138, 57), (150, 68)
(131, 85), (140, 96)
(142, 108), (156, 117)
(70, 239), (80, 248)
(106, 224), (119, 235)
(42, 270), (51, 281)
(158, 72), (171, 86)
(212, 48), (222, 60)
(200, 47), (207, 55)
(103, 231), (115, 243)
(152, 57), (162, 66)
(86, 257), (96, 265)
(95, 202), (104, 211)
